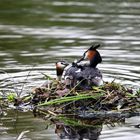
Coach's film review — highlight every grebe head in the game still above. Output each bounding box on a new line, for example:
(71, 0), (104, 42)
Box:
(56, 61), (69, 81)
(76, 44), (102, 67)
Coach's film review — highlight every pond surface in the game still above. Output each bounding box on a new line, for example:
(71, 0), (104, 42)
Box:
(0, 0), (140, 139)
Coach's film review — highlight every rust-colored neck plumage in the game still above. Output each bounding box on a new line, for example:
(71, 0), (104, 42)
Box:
(56, 61), (69, 80)
(86, 49), (102, 67)
(76, 44), (102, 67)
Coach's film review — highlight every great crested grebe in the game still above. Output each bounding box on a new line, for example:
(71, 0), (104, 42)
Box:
(56, 61), (69, 81)
(63, 44), (103, 90)
(41, 61), (68, 88)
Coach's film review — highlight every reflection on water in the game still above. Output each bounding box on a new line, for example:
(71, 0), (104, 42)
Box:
(0, 0), (140, 139)
(55, 122), (102, 140)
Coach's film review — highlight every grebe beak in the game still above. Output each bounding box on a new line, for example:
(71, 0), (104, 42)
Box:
(56, 61), (69, 69)
(75, 57), (84, 63)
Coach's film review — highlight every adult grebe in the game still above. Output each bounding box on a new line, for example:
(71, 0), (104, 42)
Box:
(41, 61), (68, 88)
(63, 44), (103, 90)
(56, 61), (69, 81)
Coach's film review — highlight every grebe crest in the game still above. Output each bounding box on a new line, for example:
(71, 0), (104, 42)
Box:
(76, 43), (102, 68)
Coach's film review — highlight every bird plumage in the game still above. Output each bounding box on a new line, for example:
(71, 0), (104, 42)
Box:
(63, 43), (103, 90)
(76, 43), (102, 67)
(56, 61), (69, 81)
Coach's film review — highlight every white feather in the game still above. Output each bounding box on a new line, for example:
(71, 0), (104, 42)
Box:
(75, 69), (81, 73)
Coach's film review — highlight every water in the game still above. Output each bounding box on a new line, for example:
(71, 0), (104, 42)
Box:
(0, 0), (140, 139)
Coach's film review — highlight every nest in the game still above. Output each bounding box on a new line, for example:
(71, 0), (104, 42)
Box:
(1, 79), (140, 127)
(29, 80), (140, 121)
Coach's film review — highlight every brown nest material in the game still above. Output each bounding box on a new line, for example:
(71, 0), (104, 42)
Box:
(29, 81), (140, 120)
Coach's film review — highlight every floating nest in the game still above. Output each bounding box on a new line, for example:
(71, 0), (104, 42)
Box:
(0, 79), (140, 126)
(0, 79), (140, 134)
(28, 80), (140, 121)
